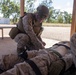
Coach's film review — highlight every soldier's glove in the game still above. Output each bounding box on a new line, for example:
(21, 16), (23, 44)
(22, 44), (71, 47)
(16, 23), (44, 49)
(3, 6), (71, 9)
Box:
(17, 47), (27, 54)
(18, 51), (28, 60)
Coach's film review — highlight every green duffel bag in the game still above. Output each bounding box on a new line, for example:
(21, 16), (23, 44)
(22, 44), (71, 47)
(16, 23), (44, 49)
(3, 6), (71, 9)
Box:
(9, 27), (20, 39)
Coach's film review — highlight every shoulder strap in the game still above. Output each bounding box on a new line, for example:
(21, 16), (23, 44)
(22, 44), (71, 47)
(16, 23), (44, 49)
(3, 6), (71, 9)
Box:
(20, 12), (28, 18)
(25, 59), (42, 75)
(53, 43), (70, 50)
(52, 50), (62, 58)
(46, 48), (62, 58)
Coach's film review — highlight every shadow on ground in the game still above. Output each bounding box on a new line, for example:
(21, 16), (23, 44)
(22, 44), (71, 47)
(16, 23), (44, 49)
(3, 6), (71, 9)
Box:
(0, 37), (17, 58)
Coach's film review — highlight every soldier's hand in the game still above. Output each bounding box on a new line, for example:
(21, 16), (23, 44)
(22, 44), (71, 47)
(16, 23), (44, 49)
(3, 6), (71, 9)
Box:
(18, 51), (28, 60)
(42, 41), (46, 46)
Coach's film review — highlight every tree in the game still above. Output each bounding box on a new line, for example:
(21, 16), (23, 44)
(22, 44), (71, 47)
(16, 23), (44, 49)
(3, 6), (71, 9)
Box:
(0, 0), (20, 23)
(63, 11), (72, 23)
(57, 12), (63, 23)
(25, 0), (35, 12)
(49, 9), (61, 23)
(46, 7), (55, 23)
(39, 0), (53, 22)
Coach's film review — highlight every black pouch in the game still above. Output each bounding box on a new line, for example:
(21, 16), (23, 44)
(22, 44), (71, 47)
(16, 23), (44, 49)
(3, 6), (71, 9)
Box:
(9, 27), (20, 39)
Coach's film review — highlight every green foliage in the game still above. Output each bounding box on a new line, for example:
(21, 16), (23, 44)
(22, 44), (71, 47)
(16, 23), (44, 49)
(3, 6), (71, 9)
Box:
(25, 0), (35, 12)
(0, 0), (72, 24)
(39, 0), (53, 23)
(39, 0), (72, 24)
(48, 9), (72, 24)
(63, 11), (72, 23)
(40, 0), (52, 7)
(0, 0), (20, 23)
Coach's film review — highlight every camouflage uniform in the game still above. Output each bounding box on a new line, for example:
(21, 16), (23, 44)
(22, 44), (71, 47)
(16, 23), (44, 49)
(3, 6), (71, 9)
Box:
(15, 13), (44, 51)
(0, 41), (73, 75)
(13, 5), (49, 54)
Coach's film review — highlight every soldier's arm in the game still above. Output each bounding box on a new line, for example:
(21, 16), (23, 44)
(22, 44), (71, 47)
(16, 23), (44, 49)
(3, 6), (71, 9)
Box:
(26, 50), (39, 59)
(48, 53), (73, 75)
(22, 49), (45, 59)
(36, 26), (46, 46)
(19, 48), (47, 60)
(62, 53), (73, 70)
(27, 48), (48, 59)
(37, 36), (46, 46)
(22, 14), (44, 50)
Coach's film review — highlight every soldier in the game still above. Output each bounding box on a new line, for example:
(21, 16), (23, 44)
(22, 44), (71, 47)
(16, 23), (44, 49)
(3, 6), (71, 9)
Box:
(70, 33), (76, 67)
(0, 41), (73, 75)
(48, 33), (76, 75)
(9, 5), (49, 54)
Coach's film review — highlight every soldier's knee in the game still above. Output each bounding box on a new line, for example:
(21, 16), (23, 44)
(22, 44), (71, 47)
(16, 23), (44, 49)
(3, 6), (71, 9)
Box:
(14, 33), (29, 42)
(21, 34), (29, 42)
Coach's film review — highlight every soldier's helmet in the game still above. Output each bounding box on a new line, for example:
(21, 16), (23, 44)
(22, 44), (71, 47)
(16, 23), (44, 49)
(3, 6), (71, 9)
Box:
(37, 5), (49, 19)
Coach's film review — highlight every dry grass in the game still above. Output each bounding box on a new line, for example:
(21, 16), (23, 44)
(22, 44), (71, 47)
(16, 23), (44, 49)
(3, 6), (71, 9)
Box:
(43, 23), (71, 27)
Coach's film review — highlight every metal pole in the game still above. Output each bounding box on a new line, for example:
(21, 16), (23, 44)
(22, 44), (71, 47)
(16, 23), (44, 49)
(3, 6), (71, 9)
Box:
(20, 0), (24, 17)
(70, 0), (76, 36)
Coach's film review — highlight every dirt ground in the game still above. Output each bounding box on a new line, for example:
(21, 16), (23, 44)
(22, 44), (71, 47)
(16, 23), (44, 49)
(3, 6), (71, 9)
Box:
(0, 37), (17, 58)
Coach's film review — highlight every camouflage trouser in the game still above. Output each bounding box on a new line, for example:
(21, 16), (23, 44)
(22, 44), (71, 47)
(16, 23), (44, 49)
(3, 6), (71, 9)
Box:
(14, 33), (38, 51)
(0, 53), (73, 75)
(0, 53), (24, 73)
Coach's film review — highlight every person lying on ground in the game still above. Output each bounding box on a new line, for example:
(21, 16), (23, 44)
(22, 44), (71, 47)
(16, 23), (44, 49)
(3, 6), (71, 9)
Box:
(48, 34), (76, 75)
(48, 33), (76, 75)
(0, 41), (73, 75)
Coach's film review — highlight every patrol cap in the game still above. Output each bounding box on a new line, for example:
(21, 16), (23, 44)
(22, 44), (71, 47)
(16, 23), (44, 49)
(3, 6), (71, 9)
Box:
(37, 5), (49, 19)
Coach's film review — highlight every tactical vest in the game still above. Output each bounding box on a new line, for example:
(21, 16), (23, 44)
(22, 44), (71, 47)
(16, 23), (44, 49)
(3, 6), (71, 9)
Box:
(17, 13), (43, 37)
